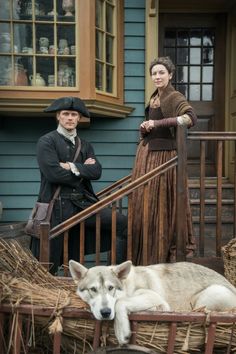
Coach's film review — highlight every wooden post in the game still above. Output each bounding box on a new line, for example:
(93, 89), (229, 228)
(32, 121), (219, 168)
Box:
(39, 222), (50, 270)
(176, 126), (187, 260)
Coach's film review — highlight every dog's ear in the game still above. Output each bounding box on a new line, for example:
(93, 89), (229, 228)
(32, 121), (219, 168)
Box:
(113, 260), (132, 280)
(69, 260), (88, 282)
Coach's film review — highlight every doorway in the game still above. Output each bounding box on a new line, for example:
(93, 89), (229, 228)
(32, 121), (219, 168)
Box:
(159, 14), (227, 176)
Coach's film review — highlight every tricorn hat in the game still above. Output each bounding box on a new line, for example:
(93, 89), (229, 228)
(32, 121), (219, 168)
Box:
(44, 96), (90, 117)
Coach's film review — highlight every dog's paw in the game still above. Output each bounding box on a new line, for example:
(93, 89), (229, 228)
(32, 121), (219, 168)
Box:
(114, 318), (131, 345)
(156, 301), (171, 311)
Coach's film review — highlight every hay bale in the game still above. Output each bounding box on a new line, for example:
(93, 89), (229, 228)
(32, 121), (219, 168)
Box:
(0, 222), (30, 249)
(222, 238), (236, 287)
(1, 240), (236, 354)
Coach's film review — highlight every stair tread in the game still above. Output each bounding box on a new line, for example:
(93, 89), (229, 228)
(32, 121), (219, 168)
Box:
(191, 199), (234, 204)
(188, 177), (234, 188)
(192, 215), (234, 223)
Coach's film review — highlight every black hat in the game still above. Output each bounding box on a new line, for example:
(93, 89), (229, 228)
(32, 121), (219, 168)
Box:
(44, 96), (90, 117)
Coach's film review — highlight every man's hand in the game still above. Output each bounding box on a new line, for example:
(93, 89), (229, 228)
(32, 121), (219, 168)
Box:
(84, 158), (96, 165)
(60, 158), (96, 170)
(60, 162), (70, 170)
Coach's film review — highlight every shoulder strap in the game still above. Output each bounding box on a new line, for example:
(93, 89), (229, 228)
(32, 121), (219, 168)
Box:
(73, 137), (81, 162)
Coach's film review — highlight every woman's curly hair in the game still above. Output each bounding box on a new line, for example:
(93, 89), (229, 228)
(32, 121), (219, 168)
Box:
(149, 56), (175, 75)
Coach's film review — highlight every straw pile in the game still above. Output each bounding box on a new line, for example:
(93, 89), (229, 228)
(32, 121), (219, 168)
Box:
(1, 240), (236, 353)
(99, 319), (236, 353)
(222, 238), (236, 287)
(0, 239), (94, 353)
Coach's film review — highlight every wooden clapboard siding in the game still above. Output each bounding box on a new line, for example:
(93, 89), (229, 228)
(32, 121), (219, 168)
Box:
(0, 0), (146, 222)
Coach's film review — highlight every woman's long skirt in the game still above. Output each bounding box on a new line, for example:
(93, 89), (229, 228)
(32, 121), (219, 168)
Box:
(131, 142), (196, 265)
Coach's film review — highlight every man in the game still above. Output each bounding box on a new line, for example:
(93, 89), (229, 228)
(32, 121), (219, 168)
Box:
(31, 96), (127, 274)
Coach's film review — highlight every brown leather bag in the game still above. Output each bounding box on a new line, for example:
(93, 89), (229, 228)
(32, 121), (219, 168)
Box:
(25, 137), (81, 237)
(24, 197), (59, 237)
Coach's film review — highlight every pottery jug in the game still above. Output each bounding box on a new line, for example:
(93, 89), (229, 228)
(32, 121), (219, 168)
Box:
(14, 64), (28, 86)
(30, 73), (45, 86)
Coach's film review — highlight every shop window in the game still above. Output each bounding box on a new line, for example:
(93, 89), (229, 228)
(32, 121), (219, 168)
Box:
(0, 0), (132, 118)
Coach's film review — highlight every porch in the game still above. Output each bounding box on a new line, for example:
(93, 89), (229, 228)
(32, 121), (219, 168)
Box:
(1, 128), (236, 353)
(34, 128), (236, 274)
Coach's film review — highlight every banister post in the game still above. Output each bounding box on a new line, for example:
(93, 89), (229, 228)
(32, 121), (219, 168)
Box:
(39, 222), (50, 271)
(176, 126), (187, 261)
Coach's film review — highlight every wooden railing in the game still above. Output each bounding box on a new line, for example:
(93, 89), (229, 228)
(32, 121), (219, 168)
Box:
(187, 132), (236, 257)
(37, 129), (236, 271)
(1, 303), (236, 354)
(39, 155), (178, 270)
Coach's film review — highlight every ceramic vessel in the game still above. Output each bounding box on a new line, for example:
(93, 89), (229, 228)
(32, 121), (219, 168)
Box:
(59, 39), (68, 49)
(30, 73), (45, 86)
(15, 64), (28, 85)
(12, 64), (28, 86)
(62, 0), (74, 16)
(25, 1), (40, 15)
(39, 37), (49, 48)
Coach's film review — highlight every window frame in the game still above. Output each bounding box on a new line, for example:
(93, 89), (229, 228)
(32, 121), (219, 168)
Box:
(0, 0), (133, 119)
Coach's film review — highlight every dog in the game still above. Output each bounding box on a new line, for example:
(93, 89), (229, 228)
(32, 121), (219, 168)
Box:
(69, 260), (236, 344)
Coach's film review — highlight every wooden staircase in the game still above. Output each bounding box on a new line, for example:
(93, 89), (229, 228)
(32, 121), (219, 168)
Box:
(188, 177), (235, 274)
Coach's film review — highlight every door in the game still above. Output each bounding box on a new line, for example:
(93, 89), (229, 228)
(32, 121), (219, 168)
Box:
(159, 14), (226, 176)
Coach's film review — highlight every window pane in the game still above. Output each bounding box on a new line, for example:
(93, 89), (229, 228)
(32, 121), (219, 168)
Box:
(189, 84), (200, 100)
(0, 23), (11, 53)
(14, 57), (30, 86)
(57, 25), (75, 55)
(202, 66), (213, 83)
(1, 1), (10, 20)
(202, 84), (213, 101)
(176, 66), (188, 83)
(203, 30), (214, 46)
(177, 47), (188, 64)
(14, 23), (32, 54)
(96, 61), (103, 90)
(177, 30), (189, 46)
(95, 0), (116, 93)
(57, 59), (75, 87)
(106, 65), (113, 93)
(0, 56), (11, 85)
(106, 3), (113, 33)
(190, 30), (201, 46)
(61, 0), (75, 18)
(164, 47), (175, 63)
(96, 0), (103, 28)
(189, 66), (200, 83)
(190, 48), (201, 64)
(165, 30), (176, 46)
(106, 35), (113, 63)
(96, 30), (104, 60)
(203, 47), (214, 64)
(176, 84), (188, 98)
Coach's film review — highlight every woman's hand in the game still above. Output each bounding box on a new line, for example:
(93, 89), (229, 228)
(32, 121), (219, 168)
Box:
(140, 120), (155, 133)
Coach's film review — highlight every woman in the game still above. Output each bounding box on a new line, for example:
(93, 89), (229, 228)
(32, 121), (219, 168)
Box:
(131, 56), (197, 265)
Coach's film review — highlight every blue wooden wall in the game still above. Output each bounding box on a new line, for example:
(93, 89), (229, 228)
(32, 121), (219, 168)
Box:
(0, 0), (146, 223)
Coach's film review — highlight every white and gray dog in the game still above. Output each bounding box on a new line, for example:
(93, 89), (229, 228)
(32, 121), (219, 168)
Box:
(69, 260), (236, 344)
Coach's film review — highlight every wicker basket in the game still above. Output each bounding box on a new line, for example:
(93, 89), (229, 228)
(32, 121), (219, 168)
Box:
(222, 238), (236, 287)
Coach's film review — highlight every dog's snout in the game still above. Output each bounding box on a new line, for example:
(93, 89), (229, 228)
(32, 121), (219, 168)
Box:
(100, 307), (112, 319)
